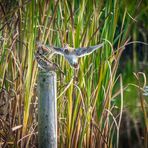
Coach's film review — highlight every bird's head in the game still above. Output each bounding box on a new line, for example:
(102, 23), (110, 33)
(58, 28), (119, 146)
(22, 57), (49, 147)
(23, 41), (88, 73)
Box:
(36, 42), (51, 56)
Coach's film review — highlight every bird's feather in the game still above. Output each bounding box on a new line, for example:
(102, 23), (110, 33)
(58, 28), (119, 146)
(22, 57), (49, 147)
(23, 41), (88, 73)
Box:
(50, 46), (65, 56)
(37, 44), (65, 56)
(75, 43), (104, 57)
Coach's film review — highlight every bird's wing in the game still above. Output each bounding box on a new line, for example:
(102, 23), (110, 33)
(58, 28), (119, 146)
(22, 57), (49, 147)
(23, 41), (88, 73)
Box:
(44, 45), (65, 56)
(50, 46), (65, 56)
(36, 42), (65, 56)
(75, 43), (104, 57)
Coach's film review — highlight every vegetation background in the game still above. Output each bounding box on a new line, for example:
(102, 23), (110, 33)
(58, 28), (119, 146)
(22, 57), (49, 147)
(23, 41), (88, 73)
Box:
(0, 0), (147, 147)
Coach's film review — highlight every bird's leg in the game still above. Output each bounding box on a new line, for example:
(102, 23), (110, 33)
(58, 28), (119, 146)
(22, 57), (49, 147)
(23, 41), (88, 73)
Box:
(73, 69), (79, 84)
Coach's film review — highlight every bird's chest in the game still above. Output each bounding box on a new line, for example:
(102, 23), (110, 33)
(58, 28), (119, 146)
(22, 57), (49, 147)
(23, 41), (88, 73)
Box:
(65, 54), (78, 63)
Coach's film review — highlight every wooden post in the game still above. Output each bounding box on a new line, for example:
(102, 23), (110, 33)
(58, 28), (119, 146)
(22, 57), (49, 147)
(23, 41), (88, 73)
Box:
(37, 70), (57, 148)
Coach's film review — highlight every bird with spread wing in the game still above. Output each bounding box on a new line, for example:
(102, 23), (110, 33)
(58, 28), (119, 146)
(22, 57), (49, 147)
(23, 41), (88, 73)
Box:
(36, 43), (104, 69)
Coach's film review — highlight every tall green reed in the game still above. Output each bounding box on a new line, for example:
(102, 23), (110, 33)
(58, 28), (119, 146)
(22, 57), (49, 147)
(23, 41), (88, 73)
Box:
(0, 0), (147, 147)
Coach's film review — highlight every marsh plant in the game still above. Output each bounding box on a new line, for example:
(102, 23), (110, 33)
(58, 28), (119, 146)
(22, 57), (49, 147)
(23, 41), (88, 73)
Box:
(0, 0), (147, 147)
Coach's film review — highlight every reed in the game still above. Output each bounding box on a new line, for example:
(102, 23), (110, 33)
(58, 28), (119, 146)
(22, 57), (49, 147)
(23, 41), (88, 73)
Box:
(0, 0), (147, 147)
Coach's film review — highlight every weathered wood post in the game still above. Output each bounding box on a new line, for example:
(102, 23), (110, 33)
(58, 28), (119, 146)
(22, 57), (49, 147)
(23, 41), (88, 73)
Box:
(37, 70), (57, 148)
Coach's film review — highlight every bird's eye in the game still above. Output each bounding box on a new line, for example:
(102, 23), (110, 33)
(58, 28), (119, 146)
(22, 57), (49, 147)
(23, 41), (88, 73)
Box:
(64, 49), (69, 54)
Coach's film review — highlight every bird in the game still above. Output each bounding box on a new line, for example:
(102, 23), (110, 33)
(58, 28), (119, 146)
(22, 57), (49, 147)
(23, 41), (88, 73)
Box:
(35, 45), (64, 74)
(38, 43), (104, 69)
